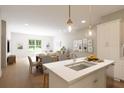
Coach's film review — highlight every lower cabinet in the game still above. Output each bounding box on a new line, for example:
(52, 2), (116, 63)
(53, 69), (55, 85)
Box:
(120, 60), (124, 80)
(114, 59), (124, 81)
(49, 68), (106, 88)
(69, 68), (106, 88)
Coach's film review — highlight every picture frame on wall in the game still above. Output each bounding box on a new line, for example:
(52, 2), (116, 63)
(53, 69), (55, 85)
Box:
(83, 39), (88, 52)
(17, 44), (23, 49)
(88, 46), (93, 53)
(73, 40), (83, 51)
(73, 40), (78, 50)
(83, 39), (87, 46)
(78, 40), (83, 52)
(88, 39), (93, 46)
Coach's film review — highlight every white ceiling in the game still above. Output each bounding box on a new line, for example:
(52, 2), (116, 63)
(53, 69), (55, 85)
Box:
(1, 5), (124, 36)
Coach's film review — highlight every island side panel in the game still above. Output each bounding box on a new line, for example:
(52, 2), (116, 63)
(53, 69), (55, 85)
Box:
(69, 68), (106, 88)
(48, 70), (69, 88)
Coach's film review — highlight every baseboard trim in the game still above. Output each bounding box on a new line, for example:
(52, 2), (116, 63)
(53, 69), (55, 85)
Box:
(114, 78), (120, 82)
(114, 78), (124, 82)
(120, 79), (124, 82)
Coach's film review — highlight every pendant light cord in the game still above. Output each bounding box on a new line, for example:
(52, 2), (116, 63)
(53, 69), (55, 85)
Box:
(67, 5), (73, 32)
(89, 5), (92, 27)
(69, 5), (71, 18)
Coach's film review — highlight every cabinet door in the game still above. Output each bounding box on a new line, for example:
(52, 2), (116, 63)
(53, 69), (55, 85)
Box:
(93, 68), (106, 88)
(69, 68), (106, 88)
(97, 23), (107, 59)
(97, 20), (121, 80)
(97, 20), (120, 60)
(118, 59), (124, 80)
(69, 74), (95, 88)
(114, 60), (121, 79)
(106, 21), (120, 60)
(114, 59), (124, 80)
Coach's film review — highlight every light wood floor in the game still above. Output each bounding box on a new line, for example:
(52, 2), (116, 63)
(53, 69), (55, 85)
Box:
(0, 57), (124, 88)
(0, 58), (48, 88)
(113, 80), (124, 88)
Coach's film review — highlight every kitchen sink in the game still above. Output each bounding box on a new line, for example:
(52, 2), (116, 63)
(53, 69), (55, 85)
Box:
(65, 61), (96, 71)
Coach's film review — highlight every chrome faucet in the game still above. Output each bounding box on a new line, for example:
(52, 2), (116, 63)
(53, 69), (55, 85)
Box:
(73, 53), (77, 62)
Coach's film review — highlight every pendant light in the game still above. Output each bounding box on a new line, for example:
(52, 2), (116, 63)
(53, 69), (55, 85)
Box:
(88, 5), (92, 36)
(67, 5), (73, 32)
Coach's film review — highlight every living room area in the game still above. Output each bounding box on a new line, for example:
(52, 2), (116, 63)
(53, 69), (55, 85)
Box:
(0, 5), (97, 71)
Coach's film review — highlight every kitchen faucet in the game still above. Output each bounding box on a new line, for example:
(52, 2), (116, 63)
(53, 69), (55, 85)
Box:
(73, 53), (77, 63)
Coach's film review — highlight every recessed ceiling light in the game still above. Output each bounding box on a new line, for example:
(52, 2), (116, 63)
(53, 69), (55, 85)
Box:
(24, 24), (29, 26)
(81, 20), (86, 23)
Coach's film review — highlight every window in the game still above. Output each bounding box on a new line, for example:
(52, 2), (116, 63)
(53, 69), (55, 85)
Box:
(36, 40), (41, 48)
(29, 39), (42, 51)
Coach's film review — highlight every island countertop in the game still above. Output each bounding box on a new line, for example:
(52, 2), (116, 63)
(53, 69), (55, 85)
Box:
(43, 57), (114, 84)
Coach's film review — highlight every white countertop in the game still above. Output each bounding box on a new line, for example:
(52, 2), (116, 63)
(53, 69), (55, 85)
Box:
(43, 57), (114, 84)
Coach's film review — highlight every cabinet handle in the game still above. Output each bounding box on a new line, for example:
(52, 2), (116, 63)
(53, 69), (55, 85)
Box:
(93, 79), (98, 83)
(111, 63), (115, 66)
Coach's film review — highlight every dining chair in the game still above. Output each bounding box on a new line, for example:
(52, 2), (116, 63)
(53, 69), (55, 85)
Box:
(28, 56), (42, 73)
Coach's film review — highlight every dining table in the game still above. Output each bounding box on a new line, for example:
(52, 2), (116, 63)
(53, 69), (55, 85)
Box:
(36, 54), (59, 63)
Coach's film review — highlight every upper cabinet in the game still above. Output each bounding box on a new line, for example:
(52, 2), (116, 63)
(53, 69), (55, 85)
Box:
(97, 19), (122, 60)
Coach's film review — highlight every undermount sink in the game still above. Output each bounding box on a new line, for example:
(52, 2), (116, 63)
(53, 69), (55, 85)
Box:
(65, 61), (96, 71)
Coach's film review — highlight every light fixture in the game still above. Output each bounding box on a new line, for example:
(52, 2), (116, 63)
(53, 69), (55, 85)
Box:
(88, 5), (92, 36)
(24, 24), (29, 26)
(88, 25), (92, 36)
(67, 5), (73, 32)
(81, 20), (86, 23)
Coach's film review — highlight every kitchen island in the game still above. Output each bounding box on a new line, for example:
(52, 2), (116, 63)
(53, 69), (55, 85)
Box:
(43, 57), (114, 88)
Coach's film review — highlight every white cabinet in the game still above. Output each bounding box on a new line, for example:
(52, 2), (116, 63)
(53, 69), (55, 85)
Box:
(114, 59), (124, 80)
(120, 60), (124, 80)
(97, 19), (124, 80)
(97, 19), (120, 60)
(114, 60), (121, 80)
(49, 68), (106, 88)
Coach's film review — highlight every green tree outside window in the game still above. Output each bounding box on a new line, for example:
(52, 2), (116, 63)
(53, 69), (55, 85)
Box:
(29, 40), (42, 51)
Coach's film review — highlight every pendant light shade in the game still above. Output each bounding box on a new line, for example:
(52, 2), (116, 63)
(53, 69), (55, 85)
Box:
(67, 5), (73, 32)
(67, 18), (73, 25)
(88, 5), (92, 36)
(88, 25), (92, 36)
(68, 25), (72, 32)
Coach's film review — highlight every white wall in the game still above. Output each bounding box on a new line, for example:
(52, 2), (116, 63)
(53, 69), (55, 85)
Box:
(11, 32), (54, 58)
(101, 9), (124, 23)
(54, 27), (97, 55)
(11, 27), (97, 58)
